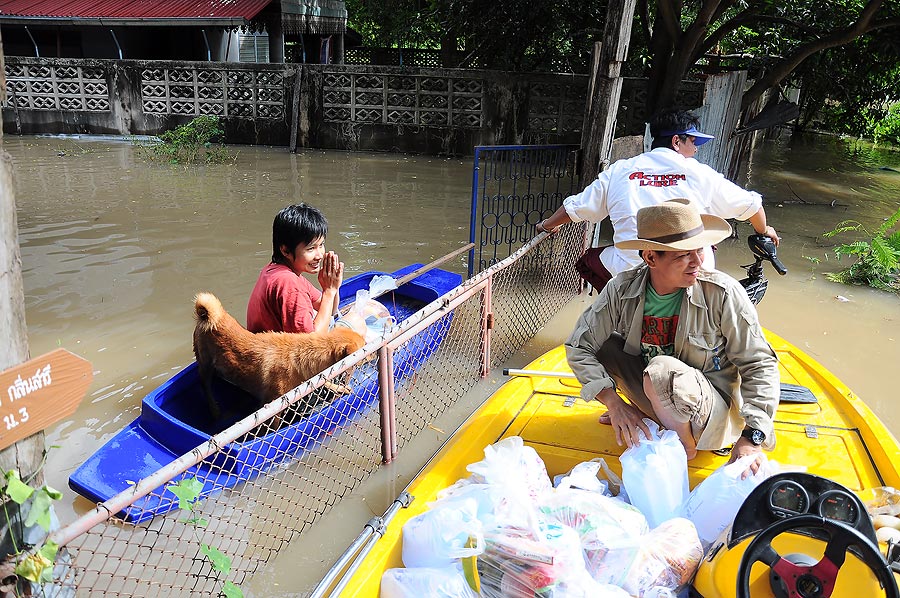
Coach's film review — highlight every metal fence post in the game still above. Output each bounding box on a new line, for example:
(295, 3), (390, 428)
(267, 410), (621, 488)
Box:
(480, 276), (493, 378)
(377, 345), (397, 463)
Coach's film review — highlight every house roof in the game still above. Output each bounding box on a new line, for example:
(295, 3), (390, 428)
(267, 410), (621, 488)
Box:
(0, 0), (273, 26)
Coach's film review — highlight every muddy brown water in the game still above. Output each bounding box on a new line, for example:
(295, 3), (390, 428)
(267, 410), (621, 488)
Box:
(6, 133), (900, 594)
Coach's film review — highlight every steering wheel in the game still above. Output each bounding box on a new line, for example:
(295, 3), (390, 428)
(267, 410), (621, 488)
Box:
(736, 514), (899, 598)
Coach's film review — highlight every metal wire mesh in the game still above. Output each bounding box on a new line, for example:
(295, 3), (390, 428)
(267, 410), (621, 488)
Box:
(36, 224), (586, 597)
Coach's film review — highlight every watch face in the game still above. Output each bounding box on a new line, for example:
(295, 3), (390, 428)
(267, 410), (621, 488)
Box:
(751, 429), (765, 445)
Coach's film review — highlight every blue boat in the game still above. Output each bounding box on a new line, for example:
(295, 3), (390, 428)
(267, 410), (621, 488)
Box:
(68, 264), (463, 523)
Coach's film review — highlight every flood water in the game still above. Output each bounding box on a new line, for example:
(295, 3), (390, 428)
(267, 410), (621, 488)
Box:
(6, 132), (900, 593)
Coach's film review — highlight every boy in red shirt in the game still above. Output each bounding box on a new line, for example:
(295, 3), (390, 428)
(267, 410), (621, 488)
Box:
(247, 204), (343, 334)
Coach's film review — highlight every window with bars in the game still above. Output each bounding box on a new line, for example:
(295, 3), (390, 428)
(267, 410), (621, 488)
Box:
(238, 34), (270, 63)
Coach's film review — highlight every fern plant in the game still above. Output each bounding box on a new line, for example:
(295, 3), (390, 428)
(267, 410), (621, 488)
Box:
(822, 205), (900, 292)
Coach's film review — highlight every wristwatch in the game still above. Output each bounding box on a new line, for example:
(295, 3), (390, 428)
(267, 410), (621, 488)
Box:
(741, 427), (766, 446)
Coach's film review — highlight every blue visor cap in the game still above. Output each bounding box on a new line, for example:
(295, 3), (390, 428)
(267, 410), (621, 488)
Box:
(660, 125), (715, 146)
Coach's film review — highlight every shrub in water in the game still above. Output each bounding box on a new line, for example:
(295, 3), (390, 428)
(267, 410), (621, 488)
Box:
(138, 115), (233, 165)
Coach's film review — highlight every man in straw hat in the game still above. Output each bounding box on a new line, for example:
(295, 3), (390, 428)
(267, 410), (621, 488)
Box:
(565, 199), (779, 473)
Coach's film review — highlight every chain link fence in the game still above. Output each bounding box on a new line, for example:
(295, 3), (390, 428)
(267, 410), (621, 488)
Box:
(35, 224), (585, 597)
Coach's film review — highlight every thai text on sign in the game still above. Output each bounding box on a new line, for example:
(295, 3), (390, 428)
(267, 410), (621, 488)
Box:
(0, 349), (93, 451)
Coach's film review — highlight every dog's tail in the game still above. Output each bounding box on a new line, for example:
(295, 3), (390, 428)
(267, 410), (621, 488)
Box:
(194, 292), (226, 331)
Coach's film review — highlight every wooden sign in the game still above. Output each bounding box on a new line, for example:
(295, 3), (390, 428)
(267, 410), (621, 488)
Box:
(0, 349), (93, 451)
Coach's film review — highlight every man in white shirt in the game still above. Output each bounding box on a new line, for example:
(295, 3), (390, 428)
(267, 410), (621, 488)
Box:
(536, 109), (780, 284)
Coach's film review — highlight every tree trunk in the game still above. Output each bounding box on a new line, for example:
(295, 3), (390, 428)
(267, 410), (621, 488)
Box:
(579, 0), (638, 187)
(0, 30), (47, 564)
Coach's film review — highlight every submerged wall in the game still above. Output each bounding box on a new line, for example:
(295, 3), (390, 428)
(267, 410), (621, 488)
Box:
(1, 57), (702, 156)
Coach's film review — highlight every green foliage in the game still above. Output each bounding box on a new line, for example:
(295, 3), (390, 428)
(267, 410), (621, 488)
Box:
(15, 541), (59, 584)
(168, 477), (204, 510)
(200, 544), (232, 574)
(23, 486), (63, 531)
(137, 116), (234, 165)
(873, 102), (900, 146)
(345, 0), (604, 72)
(167, 477), (241, 597)
(821, 206), (900, 292)
(345, 0), (900, 125)
(2, 469), (63, 584)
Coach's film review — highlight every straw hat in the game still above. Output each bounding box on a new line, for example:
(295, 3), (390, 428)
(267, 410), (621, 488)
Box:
(615, 199), (732, 251)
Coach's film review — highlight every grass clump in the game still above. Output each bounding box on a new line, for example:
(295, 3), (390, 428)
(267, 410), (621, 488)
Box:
(137, 115), (234, 165)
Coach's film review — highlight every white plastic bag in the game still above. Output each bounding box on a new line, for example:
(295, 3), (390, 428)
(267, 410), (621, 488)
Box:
(381, 567), (477, 598)
(401, 498), (485, 568)
(553, 458), (625, 499)
(679, 453), (775, 547)
(466, 436), (553, 502)
(619, 419), (689, 528)
(435, 482), (535, 533)
(339, 288), (396, 343)
(539, 487), (649, 544)
(369, 274), (399, 296)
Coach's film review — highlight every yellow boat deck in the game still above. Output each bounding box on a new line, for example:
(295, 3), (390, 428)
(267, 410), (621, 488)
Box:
(340, 329), (900, 597)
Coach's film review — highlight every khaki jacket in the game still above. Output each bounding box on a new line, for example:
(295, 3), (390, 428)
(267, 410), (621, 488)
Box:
(565, 265), (779, 450)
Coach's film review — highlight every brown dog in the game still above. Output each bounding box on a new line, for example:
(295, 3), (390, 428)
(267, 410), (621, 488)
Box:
(192, 292), (366, 419)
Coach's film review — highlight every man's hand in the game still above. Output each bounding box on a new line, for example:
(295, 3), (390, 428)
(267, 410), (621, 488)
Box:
(535, 220), (560, 235)
(597, 388), (652, 448)
(318, 251), (344, 292)
(762, 225), (780, 247)
(727, 436), (765, 479)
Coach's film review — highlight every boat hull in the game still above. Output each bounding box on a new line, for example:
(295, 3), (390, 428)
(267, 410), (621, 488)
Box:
(68, 264), (463, 522)
(335, 330), (900, 597)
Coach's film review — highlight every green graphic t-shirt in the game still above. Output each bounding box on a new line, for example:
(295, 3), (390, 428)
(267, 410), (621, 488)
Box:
(641, 286), (684, 365)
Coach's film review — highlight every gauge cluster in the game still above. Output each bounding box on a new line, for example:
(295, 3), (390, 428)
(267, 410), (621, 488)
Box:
(768, 480), (861, 525)
(730, 472), (876, 547)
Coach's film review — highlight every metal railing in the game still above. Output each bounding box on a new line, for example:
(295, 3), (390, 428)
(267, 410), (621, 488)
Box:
(469, 144), (581, 276)
(30, 224), (585, 596)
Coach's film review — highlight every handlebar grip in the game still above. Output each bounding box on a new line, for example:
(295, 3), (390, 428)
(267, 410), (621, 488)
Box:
(771, 256), (788, 276)
(748, 234), (788, 276)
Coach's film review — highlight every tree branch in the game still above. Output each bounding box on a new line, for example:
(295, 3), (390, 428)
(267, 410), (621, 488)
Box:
(694, 6), (760, 62)
(741, 0), (892, 109)
(657, 0), (682, 40)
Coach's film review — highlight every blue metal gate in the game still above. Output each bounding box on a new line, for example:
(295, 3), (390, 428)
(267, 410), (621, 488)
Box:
(469, 144), (581, 277)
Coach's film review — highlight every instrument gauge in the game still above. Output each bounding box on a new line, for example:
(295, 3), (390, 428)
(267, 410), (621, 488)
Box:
(816, 490), (860, 525)
(769, 480), (810, 518)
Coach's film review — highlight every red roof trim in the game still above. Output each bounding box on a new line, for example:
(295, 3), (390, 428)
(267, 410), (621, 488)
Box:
(0, 0), (272, 21)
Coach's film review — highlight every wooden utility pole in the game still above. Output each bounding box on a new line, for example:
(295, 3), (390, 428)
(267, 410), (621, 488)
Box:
(0, 31), (47, 563)
(578, 0), (638, 188)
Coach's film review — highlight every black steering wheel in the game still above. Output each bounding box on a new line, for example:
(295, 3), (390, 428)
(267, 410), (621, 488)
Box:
(736, 514), (899, 598)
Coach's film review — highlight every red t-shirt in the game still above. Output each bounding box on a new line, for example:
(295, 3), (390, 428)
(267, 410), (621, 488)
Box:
(246, 263), (322, 333)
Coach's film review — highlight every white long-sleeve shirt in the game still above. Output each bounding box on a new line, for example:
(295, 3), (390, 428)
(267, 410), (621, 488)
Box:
(563, 147), (762, 275)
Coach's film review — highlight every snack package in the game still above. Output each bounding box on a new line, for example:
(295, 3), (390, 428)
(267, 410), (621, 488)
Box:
(476, 521), (613, 598)
(860, 486), (900, 517)
(619, 518), (703, 596)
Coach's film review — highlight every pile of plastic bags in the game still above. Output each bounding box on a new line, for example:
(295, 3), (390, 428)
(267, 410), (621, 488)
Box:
(382, 420), (775, 598)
